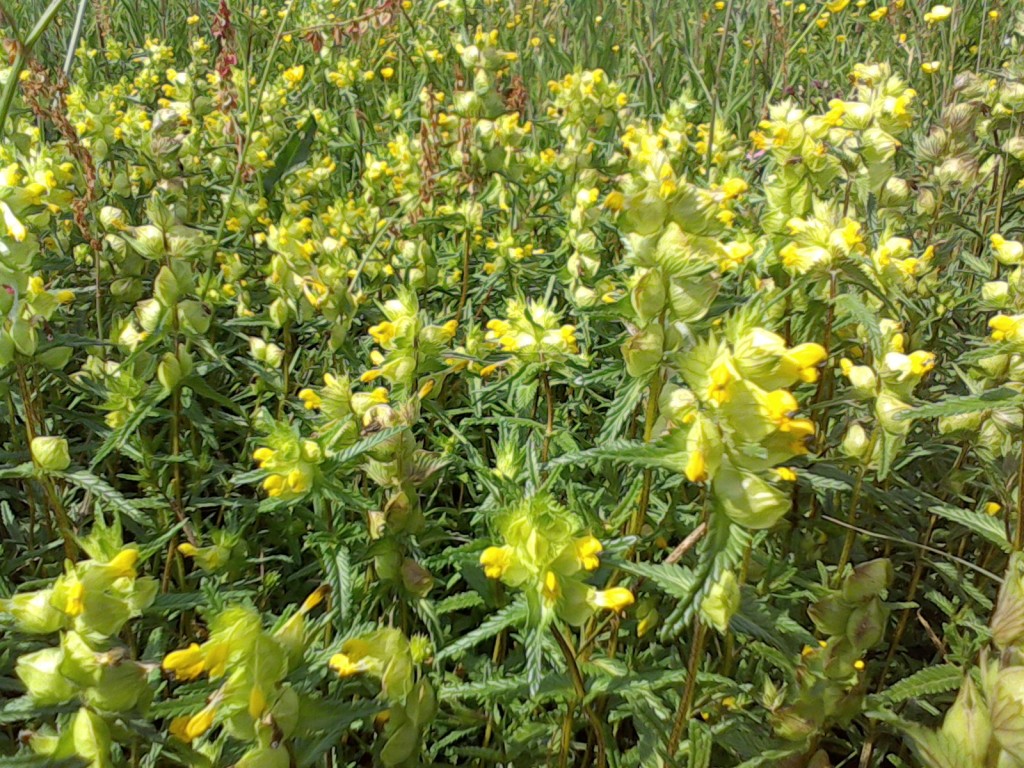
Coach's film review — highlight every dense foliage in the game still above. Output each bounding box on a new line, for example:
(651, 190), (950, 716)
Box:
(3, 0), (1024, 765)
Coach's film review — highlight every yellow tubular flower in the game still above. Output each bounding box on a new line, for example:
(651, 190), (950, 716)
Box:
(169, 716), (191, 742)
(575, 536), (603, 570)
(774, 467), (798, 482)
(685, 448), (708, 483)
(329, 653), (364, 677)
(989, 315), (1024, 342)
(66, 581), (85, 617)
(761, 390), (799, 429)
(263, 474), (285, 496)
(479, 546), (512, 579)
(591, 587), (635, 612)
(299, 389), (323, 410)
(782, 343), (828, 383)
(184, 705), (217, 741)
(784, 418), (816, 454)
(163, 643), (206, 680)
(707, 361), (735, 406)
(368, 321), (396, 346)
(301, 584), (331, 612)
(253, 447), (275, 466)
(908, 351), (936, 376)
(542, 571), (560, 602)
(107, 548), (139, 578)
(248, 685), (267, 718)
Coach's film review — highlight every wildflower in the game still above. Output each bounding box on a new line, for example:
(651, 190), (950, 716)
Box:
(282, 65), (305, 87)
(921, 61), (941, 75)
(299, 389), (323, 410)
(781, 343), (828, 383)
(574, 536), (603, 570)
(992, 234), (1024, 265)
(163, 643), (206, 680)
(985, 502), (1002, 516)
(869, 6), (887, 20)
(989, 314), (1024, 342)
(825, 0), (850, 11)
(589, 588), (635, 612)
(480, 546), (512, 579)
(184, 705), (217, 741)
(923, 4), (951, 23)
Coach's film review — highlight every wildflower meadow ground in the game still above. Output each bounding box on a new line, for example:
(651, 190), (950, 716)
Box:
(2, 0), (1024, 765)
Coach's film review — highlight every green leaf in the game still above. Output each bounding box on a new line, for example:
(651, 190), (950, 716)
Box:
(929, 505), (1011, 553)
(870, 664), (964, 706)
(263, 116), (318, 197)
(900, 388), (1024, 420)
(435, 599), (527, 661)
(59, 469), (151, 526)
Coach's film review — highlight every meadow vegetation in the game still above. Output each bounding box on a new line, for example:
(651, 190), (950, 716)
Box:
(2, 0), (1024, 765)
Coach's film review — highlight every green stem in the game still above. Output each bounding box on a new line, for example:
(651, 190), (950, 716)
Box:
(551, 624), (607, 768)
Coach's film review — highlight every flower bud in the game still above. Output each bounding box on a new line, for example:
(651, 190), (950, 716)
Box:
(0, 589), (64, 634)
(841, 424), (871, 460)
(16, 648), (77, 705)
(622, 323), (664, 378)
(31, 436), (71, 472)
(701, 570), (740, 633)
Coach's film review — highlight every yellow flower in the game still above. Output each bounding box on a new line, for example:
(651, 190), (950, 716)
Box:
(782, 343), (828, 383)
(869, 6), (888, 20)
(923, 4), (951, 23)
(282, 65), (305, 87)
(985, 502), (1002, 516)
(480, 546), (512, 579)
(853, 659), (865, 670)
(299, 388), (323, 410)
(184, 705), (217, 740)
(590, 587), (635, 612)
(989, 314), (1024, 342)
(369, 321), (396, 346)
(263, 474), (285, 497)
(774, 467), (798, 482)
(825, 0), (850, 12)
(992, 234), (1024, 264)
(107, 548), (139, 579)
(253, 447), (275, 466)
(574, 536), (603, 570)
(908, 350), (936, 376)
(381, 67), (395, 79)
(66, 581), (85, 617)
(169, 716), (191, 741)
(542, 570), (560, 602)
(163, 643), (206, 680)
(921, 61), (941, 75)
(707, 360), (736, 406)
(760, 389), (799, 429)
(719, 177), (748, 199)
(685, 449), (707, 483)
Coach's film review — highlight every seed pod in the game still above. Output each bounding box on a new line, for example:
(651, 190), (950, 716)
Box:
(31, 436), (71, 472)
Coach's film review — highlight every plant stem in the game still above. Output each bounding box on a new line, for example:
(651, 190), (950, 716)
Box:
(551, 624), (607, 768)
(667, 619), (707, 757)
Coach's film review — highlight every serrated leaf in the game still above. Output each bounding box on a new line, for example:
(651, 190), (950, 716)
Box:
(900, 388), (1024, 420)
(870, 664), (963, 706)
